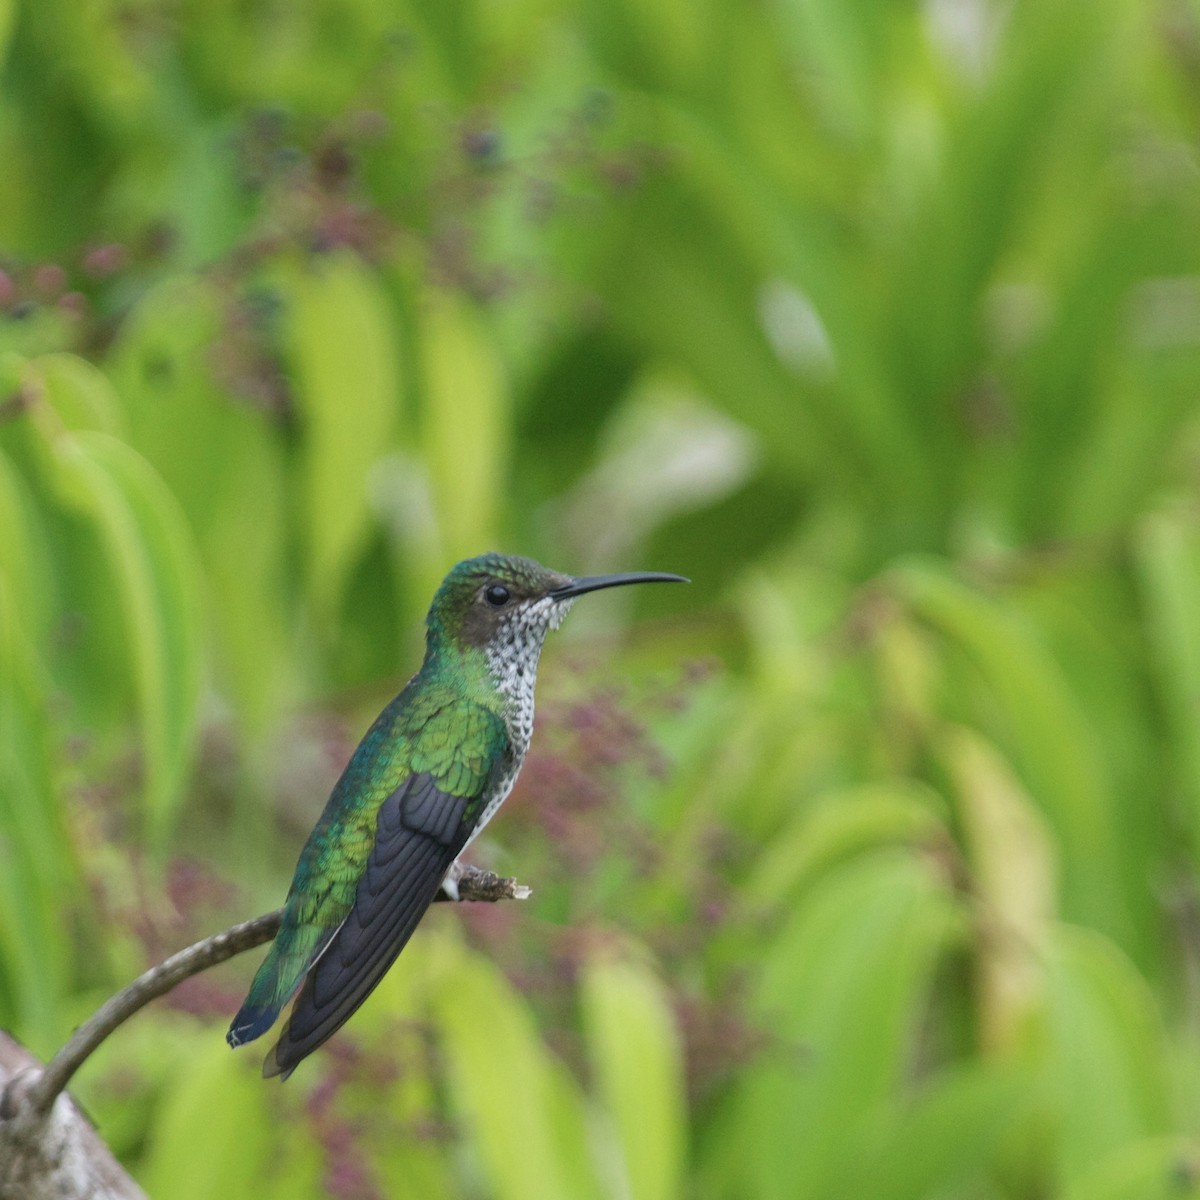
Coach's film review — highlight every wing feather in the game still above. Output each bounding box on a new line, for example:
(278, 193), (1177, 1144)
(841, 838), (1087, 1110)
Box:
(263, 772), (473, 1078)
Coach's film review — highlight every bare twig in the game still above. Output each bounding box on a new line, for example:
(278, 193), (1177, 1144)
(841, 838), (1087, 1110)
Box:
(0, 1034), (148, 1200)
(23, 863), (527, 1117)
(0, 863), (530, 1198)
(26, 909), (285, 1117)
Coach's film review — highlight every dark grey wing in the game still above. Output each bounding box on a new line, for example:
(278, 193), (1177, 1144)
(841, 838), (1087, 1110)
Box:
(263, 772), (474, 1079)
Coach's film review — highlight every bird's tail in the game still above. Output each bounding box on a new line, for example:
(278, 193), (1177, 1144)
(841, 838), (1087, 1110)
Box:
(226, 921), (329, 1048)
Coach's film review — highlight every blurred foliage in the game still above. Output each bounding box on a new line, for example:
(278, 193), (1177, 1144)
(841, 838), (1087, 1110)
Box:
(4, 0), (1200, 1196)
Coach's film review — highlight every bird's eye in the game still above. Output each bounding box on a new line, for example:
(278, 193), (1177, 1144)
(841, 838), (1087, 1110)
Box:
(485, 584), (511, 607)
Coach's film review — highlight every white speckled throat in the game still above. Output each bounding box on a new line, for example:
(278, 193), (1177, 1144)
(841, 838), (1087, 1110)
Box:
(484, 594), (574, 757)
(447, 595), (573, 859)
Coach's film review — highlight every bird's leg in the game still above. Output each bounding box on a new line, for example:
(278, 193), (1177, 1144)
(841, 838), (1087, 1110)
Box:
(440, 859), (464, 901)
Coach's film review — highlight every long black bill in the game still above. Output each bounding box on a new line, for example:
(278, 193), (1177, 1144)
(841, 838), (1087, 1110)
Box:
(550, 571), (689, 600)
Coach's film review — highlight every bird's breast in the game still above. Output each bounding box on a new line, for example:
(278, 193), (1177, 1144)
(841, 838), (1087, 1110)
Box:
(463, 632), (543, 848)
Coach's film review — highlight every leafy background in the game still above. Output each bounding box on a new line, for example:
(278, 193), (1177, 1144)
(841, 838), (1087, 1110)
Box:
(3, 0), (1200, 1196)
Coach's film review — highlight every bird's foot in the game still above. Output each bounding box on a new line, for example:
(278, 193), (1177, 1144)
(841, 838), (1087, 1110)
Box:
(434, 862), (532, 902)
(440, 861), (463, 902)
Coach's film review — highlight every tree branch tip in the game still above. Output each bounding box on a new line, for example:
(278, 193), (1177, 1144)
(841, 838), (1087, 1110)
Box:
(6, 863), (533, 1122)
(0, 1067), (40, 1121)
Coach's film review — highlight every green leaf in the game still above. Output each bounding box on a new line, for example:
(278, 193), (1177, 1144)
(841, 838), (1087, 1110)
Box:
(0, 574), (70, 1050)
(37, 430), (205, 845)
(1062, 1137), (1200, 1200)
(578, 0), (711, 90)
(29, 353), (123, 435)
(582, 954), (687, 1200)
(0, 828), (62, 1051)
(766, 0), (905, 141)
(891, 560), (1121, 937)
(1135, 504), (1200, 847)
(283, 252), (402, 623)
(419, 290), (509, 566)
(196, 414), (291, 733)
(433, 947), (603, 1200)
(139, 1036), (277, 1199)
(745, 780), (947, 907)
(0, 446), (53, 645)
(106, 279), (293, 729)
(941, 726), (1056, 1054)
(829, 1065), (1032, 1200)
(0, 0), (13, 72)
(712, 850), (959, 1199)
(1045, 926), (1173, 1188)
(0, 586), (70, 899)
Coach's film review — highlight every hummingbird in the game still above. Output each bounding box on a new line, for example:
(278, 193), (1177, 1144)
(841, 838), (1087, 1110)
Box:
(227, 553), (687, 1078)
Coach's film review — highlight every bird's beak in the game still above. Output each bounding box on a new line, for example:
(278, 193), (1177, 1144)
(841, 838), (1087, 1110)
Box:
(549, 571), (689, 600)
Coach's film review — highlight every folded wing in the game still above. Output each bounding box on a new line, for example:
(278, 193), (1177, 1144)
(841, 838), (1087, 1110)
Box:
(263, 772), (475, 1079)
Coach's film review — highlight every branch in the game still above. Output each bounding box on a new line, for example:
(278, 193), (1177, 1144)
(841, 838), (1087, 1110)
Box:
(0, 1033), (148, 1200)
(0, 864), (529, 1199)
(27, 908), (285, 1117)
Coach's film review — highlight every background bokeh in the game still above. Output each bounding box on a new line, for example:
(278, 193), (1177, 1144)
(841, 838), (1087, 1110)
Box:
(3, 0), (1200, 1196)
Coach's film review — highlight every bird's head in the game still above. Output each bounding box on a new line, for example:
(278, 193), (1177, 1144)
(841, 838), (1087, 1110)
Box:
(424, 553), (687, 666)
